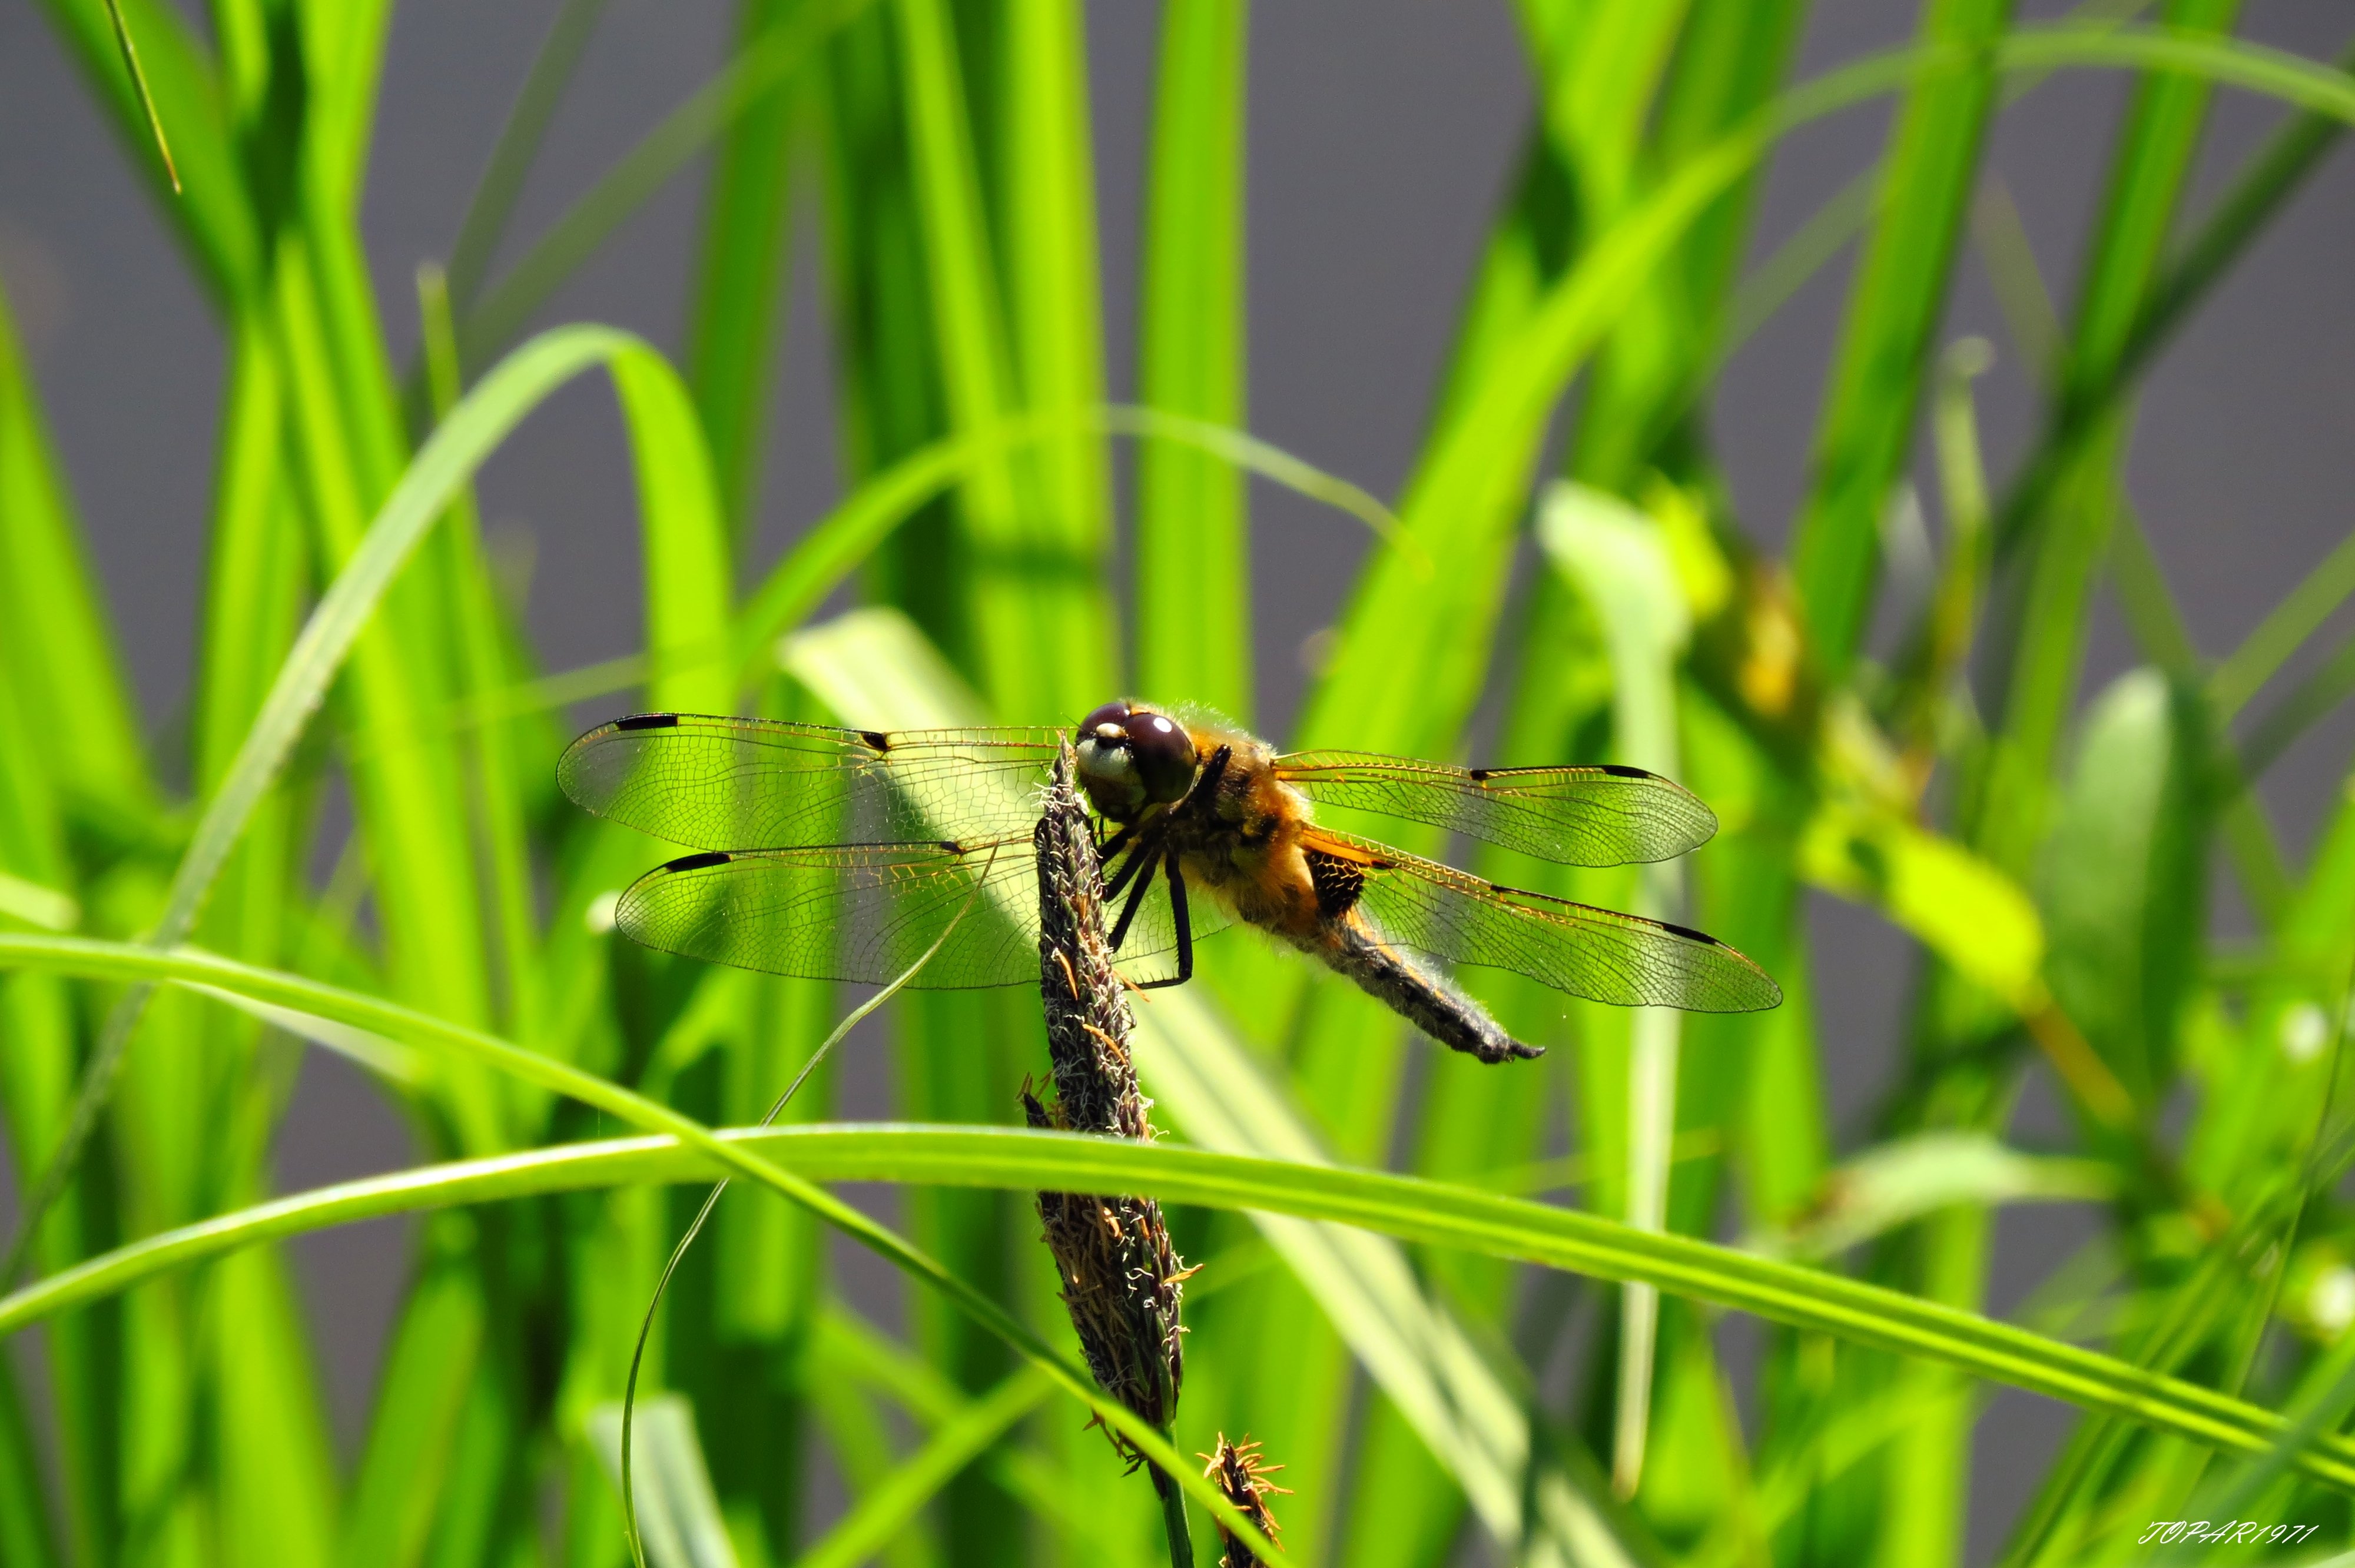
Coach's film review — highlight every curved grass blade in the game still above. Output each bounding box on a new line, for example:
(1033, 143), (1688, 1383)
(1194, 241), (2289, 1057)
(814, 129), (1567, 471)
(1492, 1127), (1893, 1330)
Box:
(0, 934), (1281, 1560)
(0, 976), (2349, 1500)
(617, 844), (997, 1568)
(0, 324), (721, 1285)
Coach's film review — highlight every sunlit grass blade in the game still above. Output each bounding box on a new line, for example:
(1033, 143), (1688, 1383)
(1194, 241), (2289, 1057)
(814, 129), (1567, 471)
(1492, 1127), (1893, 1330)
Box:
(790, 1368), (1054, 1568)
(1136, 0), (1250, 719)
(591, 1396), (742, 1568)
(0, 282), (154, 813)
(686, 0), (803, 546)
(0, 324), (724, 1281)
(0, 935), (1284, 1559)
(893, 0), (1107, 720)
(999, 0), (1116, 674)
(1786, 0), (2015, 678)
(10, 1052), (2355, 1500)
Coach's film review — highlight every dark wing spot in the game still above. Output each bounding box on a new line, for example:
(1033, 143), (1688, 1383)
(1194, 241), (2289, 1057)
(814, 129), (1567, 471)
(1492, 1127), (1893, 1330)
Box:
(939, 839), (964, 854)
(616, 712), (681, 731)
(861, 730), (893, 752)
(664, 851), (733, 872)
(1305, 849), (1368, 919)
(1600, 763), (1652, 779)
(1661, 920), (1719, 945)
(1468, 768), (1492, 781)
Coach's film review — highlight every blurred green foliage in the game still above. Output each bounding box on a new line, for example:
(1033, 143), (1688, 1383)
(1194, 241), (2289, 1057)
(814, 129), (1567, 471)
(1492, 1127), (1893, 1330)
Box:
(5, 2), (2355, 1565)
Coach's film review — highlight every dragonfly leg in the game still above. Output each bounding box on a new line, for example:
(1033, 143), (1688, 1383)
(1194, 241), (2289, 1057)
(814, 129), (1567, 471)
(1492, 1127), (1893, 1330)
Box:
(1101, 822), (1157, 901)
(1107, 847), (1160, 952)
(1135, 855), (1193, 990)
(1097, 820), (1139, 866)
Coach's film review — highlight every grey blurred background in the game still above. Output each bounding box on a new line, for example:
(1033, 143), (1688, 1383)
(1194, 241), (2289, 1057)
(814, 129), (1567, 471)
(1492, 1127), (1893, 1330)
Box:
(2, 0), (2351, 1557)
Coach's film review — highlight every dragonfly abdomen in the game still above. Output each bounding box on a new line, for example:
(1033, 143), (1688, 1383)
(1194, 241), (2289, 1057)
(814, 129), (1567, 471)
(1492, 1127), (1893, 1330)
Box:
(1311, 908), (1540, 1064)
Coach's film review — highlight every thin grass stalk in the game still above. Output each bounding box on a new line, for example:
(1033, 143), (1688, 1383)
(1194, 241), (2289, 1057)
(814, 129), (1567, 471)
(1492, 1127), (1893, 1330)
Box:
(619, 853), (993, 1567)
(0, 935), (1286, 1556)
(1985, 26), (2355, 565)
(441, 0), (609, 314)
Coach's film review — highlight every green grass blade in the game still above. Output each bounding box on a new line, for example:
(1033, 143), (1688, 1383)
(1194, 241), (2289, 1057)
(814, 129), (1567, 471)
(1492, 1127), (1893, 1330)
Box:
(10, 1062), (2355, 1500)
(590, 1395), (744, 1568)
(416, 267), (548, 1039)
(2208, 529), (2355, 718)
(1537, 483), (1690, 1499)
(0, 1350), (61, 1567)
(1988, 24), (2355, 564)
(789, 1367), (1053, 1568)
(817, 1307), (1159, 1563)
(443, 0), (611, 313)
(0, 324), (718, 1283)
(341, 1237), (486, 1568)
(606, 348), (738, 714)
(999, 0), (1116, 680)
(459, 0), (876, 373)
(0, 280), (154, 813)
(0, 935), (1283, 1559)
(1135, 0), (1250, 718)
(98, 0), (178, 189)
(293, 0), (393, 214)
(893, 0), (1106, 718)
(687, 0), (804, 546)
(1786, 0), (2016, 679)
(1975, 0), (2241, 878)
(30, 0), (261, 298)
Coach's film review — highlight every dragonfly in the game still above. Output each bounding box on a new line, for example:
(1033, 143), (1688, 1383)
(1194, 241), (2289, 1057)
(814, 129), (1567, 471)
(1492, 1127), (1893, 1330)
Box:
(558, 700), (1782, 1064)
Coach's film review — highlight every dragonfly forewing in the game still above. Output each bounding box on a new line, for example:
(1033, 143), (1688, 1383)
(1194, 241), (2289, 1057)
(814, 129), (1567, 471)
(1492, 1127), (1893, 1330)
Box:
(1275, 752), (1717, 867)
(558, 713), (1063, 852)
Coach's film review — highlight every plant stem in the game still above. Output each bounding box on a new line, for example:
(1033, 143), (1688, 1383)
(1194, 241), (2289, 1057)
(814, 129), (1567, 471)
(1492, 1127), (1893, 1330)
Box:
(1153, 1460), (1195, 1567)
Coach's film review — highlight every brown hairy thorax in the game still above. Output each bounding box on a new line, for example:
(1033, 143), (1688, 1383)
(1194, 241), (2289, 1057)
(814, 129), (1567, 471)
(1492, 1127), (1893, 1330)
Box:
(1161, 719), (1327, 942)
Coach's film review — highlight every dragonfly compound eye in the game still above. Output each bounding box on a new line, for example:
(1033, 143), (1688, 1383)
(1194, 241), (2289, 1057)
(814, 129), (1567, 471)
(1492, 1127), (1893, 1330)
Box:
(1126, 709), (1199, 804)
(1072, 700), (1197, 818)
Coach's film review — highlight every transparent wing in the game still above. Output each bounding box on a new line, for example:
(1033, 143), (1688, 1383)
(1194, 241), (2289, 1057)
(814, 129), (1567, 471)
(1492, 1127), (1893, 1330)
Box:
(616, 836), (1221, 988)
(559, 713), (1063, 852)
(616, 839), (1041, 987)
(1306, 830), (1781, 1012)
(1275, 751), (1717, 867)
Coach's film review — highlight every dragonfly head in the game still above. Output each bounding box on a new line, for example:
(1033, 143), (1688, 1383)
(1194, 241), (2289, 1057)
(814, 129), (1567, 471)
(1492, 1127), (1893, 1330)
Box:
(1074, 700), (1199, 822)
